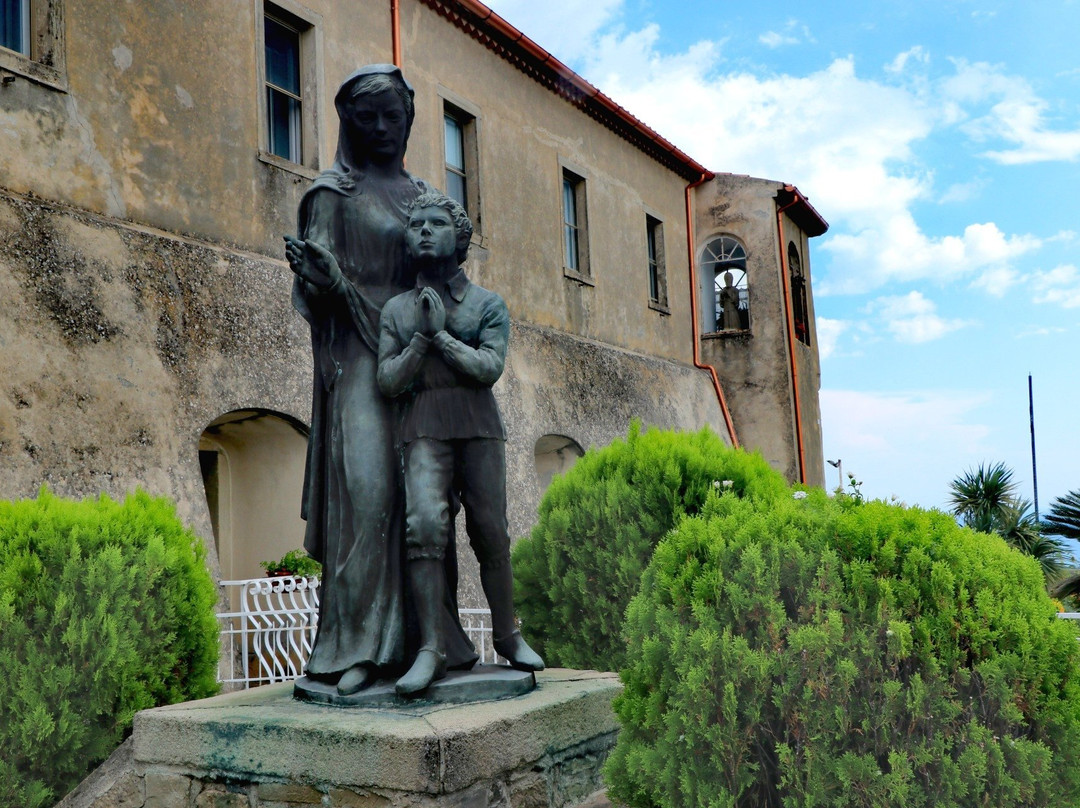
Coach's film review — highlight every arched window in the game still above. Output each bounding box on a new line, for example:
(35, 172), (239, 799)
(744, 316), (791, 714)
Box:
(789, 242), (810, 346)
(702, 236), (749, 332)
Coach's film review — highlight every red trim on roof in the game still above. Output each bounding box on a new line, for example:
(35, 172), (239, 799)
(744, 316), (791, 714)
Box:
(417, 0), (713, 182)
(775, 185), (829, 237)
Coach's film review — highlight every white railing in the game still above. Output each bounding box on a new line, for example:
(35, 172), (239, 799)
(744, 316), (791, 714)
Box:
(218, 575), (321, 688)
(459, 607), (501, 665)
(217, 576), (497, 688)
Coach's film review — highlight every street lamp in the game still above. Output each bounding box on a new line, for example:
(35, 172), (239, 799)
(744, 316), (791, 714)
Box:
(827, 459), (842, 493)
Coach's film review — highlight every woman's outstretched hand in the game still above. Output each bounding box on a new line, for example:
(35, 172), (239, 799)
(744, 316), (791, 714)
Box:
(284, 235), (342, 289)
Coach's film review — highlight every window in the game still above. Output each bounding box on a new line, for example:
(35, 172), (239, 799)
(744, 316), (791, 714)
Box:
(259, 2), (319, 170)
(789, 242), (810, 346)
(561, 168), (589, 279)
(646, 214), (668, 310)
(264, 13), (302, 162)
(1, 0), (29, 55)
(0, 0), (65, 89)
(444, 113), (466, 207)
(442, 99), (480, 231)
(702, 236), (749, 332)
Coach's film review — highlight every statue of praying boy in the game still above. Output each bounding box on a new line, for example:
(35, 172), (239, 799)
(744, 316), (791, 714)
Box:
(377, 191), (545, 697)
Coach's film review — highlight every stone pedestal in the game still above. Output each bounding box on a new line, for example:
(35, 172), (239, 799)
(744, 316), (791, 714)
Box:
(62, 669), (621, 808)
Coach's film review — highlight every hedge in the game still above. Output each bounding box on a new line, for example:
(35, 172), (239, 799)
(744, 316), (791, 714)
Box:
(512, 423), (789, 672)
(0, 489), (219, 807)
(605, 490), (1080, 808)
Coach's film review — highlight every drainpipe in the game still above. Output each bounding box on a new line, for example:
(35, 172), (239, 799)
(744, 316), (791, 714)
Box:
(775, 194), (806, 483)
(391, 0), (402, 66)
(685, 175), (739, 448)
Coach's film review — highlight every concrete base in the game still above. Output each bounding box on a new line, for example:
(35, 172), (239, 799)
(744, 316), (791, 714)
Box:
(63, 669), (621, 808)
(293, 664), (536, 707)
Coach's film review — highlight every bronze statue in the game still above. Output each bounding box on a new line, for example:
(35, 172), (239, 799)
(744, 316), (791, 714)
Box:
(285, 66), (475, 697)
(378, 192), (544, 696)
(718, 271), (741, 330)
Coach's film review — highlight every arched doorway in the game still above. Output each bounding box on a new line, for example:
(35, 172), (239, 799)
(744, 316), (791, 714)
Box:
(534, 434), (585, 492)
(199, 409), (309, 583)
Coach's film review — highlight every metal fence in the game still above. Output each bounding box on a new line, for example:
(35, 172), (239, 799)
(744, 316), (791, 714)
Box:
(217, 576), (497, 688)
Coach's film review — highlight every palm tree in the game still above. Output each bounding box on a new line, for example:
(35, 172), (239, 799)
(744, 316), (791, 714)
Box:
(949, 462), (1017, 534)
(1043, 490), (1080, 599)
(1045, 489), (1080, 542)
(949, 462), (1065, 578)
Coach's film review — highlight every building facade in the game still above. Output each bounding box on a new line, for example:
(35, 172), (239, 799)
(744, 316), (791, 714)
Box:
(0, 0), (827, 595)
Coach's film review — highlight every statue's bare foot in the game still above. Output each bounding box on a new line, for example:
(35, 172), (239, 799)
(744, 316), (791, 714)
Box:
(395, 649), (447, 697)
(337, 664), (373, 695)
(494, 631), (545, 672)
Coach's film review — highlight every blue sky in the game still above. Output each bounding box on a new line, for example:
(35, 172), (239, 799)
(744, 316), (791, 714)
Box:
(487, 0), (1080, 516)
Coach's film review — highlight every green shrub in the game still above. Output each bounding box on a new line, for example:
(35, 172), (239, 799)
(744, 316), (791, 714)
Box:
(606, 490), (1080, 808)
(0, 489), (219, 807)
(512, 423), (789, 671)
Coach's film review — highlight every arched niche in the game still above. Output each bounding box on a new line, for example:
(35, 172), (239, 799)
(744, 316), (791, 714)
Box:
(534, 434), (585, 492)
(199, 409), (309, 586)
(700, 235), (750, 333)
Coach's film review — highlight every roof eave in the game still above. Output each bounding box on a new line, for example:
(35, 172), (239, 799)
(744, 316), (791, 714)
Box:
(418, 0), (712, 182)
(775, 185), (829, 237)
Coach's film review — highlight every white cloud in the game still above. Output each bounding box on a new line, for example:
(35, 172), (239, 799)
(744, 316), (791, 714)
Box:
(969, 266), (1020, 297)
(759, 31), (799, 48)
(759, 18), (812, 49)
(484, 0), (624, 63)
(885, 46), (929, 75)
(572, 42), (1049, 294)
(821, 389), (993, 508)
(938, 178), (986, 204)
(823, 221), (1039, 294)
(486, 5), (1075, 296)
(867, 291), (971, 343)
(1032, 264), (1080, 307)
(815, 317), (848, 360)
(944, 60), (1080, 164)
(1018, 325), (1068, 338)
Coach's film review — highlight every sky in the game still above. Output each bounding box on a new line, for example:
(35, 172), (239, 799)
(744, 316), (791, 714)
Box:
(487, 0), (1080, 517)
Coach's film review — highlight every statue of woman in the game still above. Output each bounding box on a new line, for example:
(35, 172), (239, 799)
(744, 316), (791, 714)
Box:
(285, 65), (476, 696)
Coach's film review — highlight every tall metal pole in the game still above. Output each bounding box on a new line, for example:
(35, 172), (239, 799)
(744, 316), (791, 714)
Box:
(1029, 373), (1039, 522)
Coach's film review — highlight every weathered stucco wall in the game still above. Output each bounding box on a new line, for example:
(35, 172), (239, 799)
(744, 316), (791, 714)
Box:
(0, 190), (312, 577)
(500, 321), (727, 541)
(0, 186), (725, 597)
(401, 0), (694, 364)
(0, 0), (694, 365)
(0, 0), (819, 588)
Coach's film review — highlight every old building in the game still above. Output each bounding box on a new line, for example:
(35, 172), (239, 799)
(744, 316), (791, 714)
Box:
(0, 0), (827, 592)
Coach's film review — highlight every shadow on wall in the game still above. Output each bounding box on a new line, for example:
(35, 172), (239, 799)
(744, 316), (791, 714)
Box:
(534, 434), (584, 493)
(198, 410), (309, 598)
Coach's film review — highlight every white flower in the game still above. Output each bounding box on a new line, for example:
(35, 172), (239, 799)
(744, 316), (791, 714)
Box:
(792, 491), (808, 500)
(722, 480), (734, 488)
(712, 480), (721, 489)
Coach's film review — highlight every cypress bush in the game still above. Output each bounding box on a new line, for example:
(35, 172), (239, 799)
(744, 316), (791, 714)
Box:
(0, 489), (219, 807)
(606, 490), (1080, 808)
(512, 423), (789, 671)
